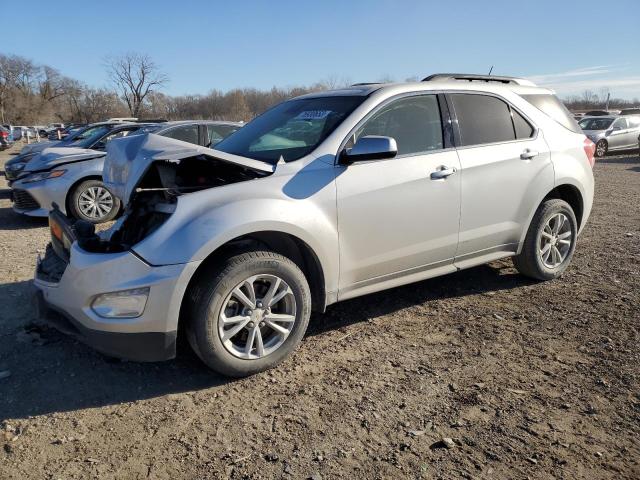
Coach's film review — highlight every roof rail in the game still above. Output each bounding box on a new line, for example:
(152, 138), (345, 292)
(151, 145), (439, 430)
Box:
(133, 119), (168, 123)
(350, 82), (383, 86)
(422, 73), (536, 87)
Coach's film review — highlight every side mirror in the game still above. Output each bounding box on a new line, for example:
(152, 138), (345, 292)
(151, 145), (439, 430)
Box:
(340, 135), (398, 164)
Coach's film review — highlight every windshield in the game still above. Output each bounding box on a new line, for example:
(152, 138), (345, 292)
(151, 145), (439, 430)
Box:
(579, 118), (614, 131)
(214, 96), (365, 163)
(66, 125), (112, 147)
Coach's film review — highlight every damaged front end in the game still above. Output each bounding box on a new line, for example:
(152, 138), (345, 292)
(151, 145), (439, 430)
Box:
(73, 133), (275, 254)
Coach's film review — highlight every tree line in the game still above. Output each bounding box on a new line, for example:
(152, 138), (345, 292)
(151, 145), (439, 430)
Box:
(0, 52), (338, 125)
(562, 89), (639, 112)
(1, 51), (638, 126)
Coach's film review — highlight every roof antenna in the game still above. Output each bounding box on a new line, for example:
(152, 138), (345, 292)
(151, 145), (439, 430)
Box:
(488, 65), (494, 75)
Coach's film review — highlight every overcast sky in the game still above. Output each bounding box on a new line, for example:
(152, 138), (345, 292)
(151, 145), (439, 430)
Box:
(6, 0), (640, 99)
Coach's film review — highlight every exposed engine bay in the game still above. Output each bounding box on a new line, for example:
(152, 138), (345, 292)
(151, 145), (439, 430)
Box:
(76, 155), (269, 253)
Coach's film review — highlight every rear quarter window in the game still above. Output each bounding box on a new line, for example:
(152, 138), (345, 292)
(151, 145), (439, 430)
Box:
(520, 94), (582, 134)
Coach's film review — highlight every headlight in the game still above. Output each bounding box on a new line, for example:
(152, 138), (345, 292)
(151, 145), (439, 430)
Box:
(91, 287), (150, 318)
(7, 162), (26, 172)
(21, 169), (66, 184)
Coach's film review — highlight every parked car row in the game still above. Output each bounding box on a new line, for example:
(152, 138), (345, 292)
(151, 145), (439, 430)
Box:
(1, 122), (74, 147)
(22, 73), (596, 377)
(7, 120), (242, 222)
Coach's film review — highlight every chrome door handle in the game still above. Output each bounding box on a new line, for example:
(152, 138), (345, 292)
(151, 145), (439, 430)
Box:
(430, 166), (457, 180)
(520, 149), (539, 160)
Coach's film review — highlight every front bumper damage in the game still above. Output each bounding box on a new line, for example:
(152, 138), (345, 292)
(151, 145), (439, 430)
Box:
(33, 215), (199, 361)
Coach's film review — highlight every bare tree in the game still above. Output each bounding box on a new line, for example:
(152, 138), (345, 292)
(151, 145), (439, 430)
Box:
(106, 53), (168, 117)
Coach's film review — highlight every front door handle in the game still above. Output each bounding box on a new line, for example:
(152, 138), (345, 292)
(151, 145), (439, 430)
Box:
(430, 166), (457, 180)
(520, 149), (539, 160)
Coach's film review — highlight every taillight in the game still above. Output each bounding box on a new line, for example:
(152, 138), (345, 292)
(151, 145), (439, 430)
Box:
(0, 131), (7, 138)
(583, 137), (596, 168)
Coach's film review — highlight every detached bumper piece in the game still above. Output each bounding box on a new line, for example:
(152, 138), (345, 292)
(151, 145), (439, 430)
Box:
(35, 289), (176, 362)
(12, 189), (40, 211)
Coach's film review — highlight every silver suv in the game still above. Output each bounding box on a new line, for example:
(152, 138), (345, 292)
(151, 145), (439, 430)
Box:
(35, 74), (595, 377)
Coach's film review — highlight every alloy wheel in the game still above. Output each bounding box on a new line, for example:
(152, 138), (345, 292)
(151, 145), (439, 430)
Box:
(77, 186), (114, 220)
(539, 213), (573, 269)
(218, 274), (297, 360)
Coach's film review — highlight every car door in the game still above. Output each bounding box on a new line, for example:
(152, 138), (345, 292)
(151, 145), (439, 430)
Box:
(609, 117), (638, 149)
(607, 117), (630, 149)
(448, 92), (553, 264)
(628, 116), (640, 147)
(335, 94), (461, 297)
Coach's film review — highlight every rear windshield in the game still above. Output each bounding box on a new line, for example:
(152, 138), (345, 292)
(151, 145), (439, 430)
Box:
(520, 94), (582, 134)
(578, 117), (614, 131)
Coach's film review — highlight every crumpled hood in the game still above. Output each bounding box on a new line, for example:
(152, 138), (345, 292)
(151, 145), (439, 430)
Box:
(103, 133), (275, 205)
(24, 146), (105, 172)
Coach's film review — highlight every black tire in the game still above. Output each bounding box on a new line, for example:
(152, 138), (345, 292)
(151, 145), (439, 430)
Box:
(68, 179), (120, 224)
(513, 199), (578, 281)
(595, 139), (608, 158)
(186, 250), (311, 377)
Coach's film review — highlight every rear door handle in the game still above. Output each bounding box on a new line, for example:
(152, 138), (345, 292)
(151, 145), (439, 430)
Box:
(430, 166), (457, 180)
(520, 149), (539, 160)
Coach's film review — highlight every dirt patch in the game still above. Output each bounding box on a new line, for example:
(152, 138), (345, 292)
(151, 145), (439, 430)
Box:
(0, 145), (638, 479)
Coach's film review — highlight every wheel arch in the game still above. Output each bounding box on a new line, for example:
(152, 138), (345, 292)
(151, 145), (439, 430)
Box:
(518, 182), (585, 251)
(543, 183), (584, 229)
(178, 230), (328, 336)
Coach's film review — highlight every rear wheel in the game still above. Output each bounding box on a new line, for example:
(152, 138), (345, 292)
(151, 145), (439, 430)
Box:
(68, 179), (120, 223)
(595, 139), (608, 158)
(186, 250), (311, 377)
(513, 199), (577, 281)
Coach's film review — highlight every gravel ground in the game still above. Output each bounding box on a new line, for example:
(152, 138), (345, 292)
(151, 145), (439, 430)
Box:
(0, 144), (638, 479)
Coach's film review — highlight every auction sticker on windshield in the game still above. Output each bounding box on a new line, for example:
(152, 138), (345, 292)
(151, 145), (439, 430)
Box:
(294, 110), (332, 120)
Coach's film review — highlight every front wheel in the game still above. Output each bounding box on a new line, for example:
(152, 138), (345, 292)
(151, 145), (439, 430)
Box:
(68, 179), (120, 223)
(186, 250), (312, 377)
(595, 139), (608, 158)
(513, 199), (578, 281)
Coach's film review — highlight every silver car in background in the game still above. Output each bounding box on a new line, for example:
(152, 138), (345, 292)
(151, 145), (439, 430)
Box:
(579, 115), (640, 157)
(9, 120), (242, 223)
(35, 74), (595, 377)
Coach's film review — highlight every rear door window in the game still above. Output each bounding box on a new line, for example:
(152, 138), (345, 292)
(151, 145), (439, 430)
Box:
(451, 94), (516, 146)
(162, 124), (200, 145)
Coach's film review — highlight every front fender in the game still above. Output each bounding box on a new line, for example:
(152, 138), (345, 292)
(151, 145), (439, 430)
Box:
(132, 169), (340, 295)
